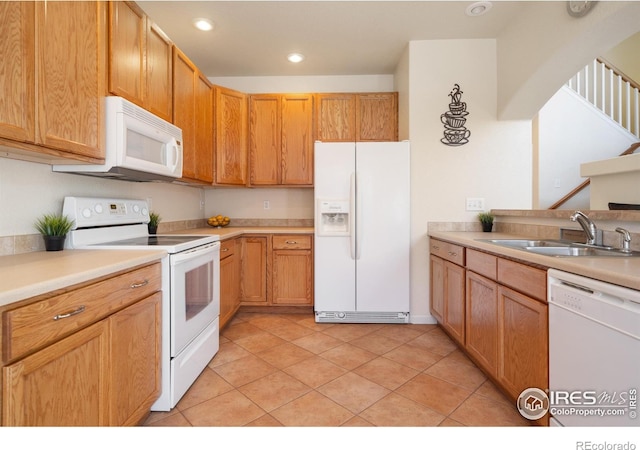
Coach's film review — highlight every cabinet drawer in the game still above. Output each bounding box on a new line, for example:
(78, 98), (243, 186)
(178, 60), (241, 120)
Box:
(466, 249), (497, 280)
(429, 238), (464, 266)
(220, 238), (236, 259)
(3, 263), (161, 361)
(497, 259), (546, 302)
(273, 235), (312, 250)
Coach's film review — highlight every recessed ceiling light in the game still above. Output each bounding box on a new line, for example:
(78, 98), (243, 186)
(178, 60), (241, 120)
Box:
(466, 1), (492, 17)
(193, 18), (214, 31)
(287, 53), (305, 63)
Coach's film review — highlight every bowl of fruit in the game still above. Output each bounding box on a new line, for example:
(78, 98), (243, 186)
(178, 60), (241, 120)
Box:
(207, 215), (230, 228)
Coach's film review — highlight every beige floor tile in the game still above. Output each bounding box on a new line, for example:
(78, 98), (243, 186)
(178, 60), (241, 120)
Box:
(349, 333), (404, 355)
(246, 315), (297, 330)
(176, 368), (234, 410)
(246, 414), (283, 426)
(444, 349), (478, 367)
(255, 342), (315, 369)
(406, 329), (458, 356)
(295, 316), (335, 331)
(396, 373), (472, 416)
(474, 379), (513, 406)
(268, 322), (316, 341)
(319, 343), (378, 370)
(360, 393), (445, 427)
(449, 393), (529, 426)
(145, 412), (192, 426)
(321, 323), (384, 341)
(425, 355), (487, 391)
(212, 354), (278, 387)
(341, 416), (374, 426)
(270, 391), (353, 426)
(382, 343), (443, 371)
(181, 390), (265, 426)
(439, 417), (466, 426)
(143, 409), (181, 425)
(208, 341), (253, 368)
(376, 324), (429, 343)
(234, 331), (286, 353)
(292, 331), (344, 354)
(239, 371), (311, 412)
(221, 321), (265, 341)
(317, 372), (390, 414)
(283, 355), (348, 388)
(353, 356), (420, 390)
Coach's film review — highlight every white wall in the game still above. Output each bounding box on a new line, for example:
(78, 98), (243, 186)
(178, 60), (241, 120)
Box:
(407, 39), (532, 323)
(536, 86), (637, 209)
(208, 75), (394, 94)
(0, 157), (203, 236)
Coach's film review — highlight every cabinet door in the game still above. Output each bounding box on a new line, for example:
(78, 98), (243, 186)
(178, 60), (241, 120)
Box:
(220, 238), (240, 328)
(272, 249), (313, 305)
(2, 320), (110, 426)
(194, 72), (214, 183)
(429, 254), (444, 323)
(498, 285), (548, 400)
(281, 94), (314, 185)
(173, 47), (199, 181)
(465, 271), (498, 377)
(443, 260), (466, 346)
(240, 236), (268, 304)
(145, 20), (173, 122)
(108, 293), (161, 426)
(356, 93), (398, 141)
(36, 1), (106, 159)
(249, 94), (281, 185)
(108, 1), (145, 106)
(215, 86), (247, 185)
(0, 2), (35, 143)
(315, 93), (356, 142)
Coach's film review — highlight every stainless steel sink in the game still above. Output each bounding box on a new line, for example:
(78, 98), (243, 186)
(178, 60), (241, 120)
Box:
(478, 238), (640, 257)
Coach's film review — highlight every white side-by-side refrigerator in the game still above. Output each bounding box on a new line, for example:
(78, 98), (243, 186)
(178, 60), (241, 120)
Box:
(314, 141), (410, 323)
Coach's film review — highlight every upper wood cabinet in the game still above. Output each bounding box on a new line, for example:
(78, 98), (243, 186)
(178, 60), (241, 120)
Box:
(315, 92), (398, 142)
(0, 1), (107, 163)
(108, 1), (173, 122)
(215, 86), (248, 186)
(249, 94), (314, 186)
(173, 46), (214, 184)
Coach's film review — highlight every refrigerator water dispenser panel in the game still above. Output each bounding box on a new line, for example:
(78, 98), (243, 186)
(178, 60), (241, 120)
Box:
(317, 200), (350, 236)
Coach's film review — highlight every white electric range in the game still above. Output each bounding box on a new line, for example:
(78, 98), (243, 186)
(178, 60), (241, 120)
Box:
(63, 196), (220, 411)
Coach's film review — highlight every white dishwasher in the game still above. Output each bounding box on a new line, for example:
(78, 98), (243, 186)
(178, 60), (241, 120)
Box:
(548, 269), (640, 427)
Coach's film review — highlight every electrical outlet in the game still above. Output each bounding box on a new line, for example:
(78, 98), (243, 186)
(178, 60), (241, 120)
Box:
(466, 197), (485, 211)
(263, 200), (270, 210)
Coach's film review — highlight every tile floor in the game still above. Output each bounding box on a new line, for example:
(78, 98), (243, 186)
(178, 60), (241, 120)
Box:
(144, 311), (530, 427)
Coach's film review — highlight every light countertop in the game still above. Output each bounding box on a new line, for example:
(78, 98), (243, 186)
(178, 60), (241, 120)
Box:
(429, 230), (640, 291)
(0, 249), (166, 308)
(169, 226), (314, 240)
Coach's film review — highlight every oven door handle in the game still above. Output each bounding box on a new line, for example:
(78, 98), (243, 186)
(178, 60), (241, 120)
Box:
(171, 241), (219, 264)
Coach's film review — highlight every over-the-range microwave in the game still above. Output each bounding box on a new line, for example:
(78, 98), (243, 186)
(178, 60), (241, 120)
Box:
(54, 96), (183, 182)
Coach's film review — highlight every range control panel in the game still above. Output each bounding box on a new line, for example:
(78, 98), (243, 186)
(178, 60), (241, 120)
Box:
(62, 196), (150, 229)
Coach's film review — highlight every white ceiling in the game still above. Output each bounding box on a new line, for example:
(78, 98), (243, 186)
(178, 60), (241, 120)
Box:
(137, 1), (531, 77)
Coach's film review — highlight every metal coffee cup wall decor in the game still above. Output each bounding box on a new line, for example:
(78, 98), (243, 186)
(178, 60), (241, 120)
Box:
(441, 84), (470, 146)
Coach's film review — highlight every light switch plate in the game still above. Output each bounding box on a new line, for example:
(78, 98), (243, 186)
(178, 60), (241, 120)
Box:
(466, 197), (485, 211)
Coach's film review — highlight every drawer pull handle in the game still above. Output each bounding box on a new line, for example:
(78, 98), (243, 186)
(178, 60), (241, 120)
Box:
(432, 245), (440, 250)
(222, 247), (229, 252)
(285, 240), (298, 245)
(53, 305), (86, 321)
(131, 280), (149, 289)
(448, 251), (457, 256)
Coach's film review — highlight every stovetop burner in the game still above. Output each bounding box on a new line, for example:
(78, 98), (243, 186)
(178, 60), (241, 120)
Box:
(98, 235), (210, 247)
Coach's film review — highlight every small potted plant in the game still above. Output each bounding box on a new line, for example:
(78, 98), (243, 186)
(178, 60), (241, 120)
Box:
(148, 211), (161, 235)
(478, 212), (494, 232)
(34, 213), (74, 251)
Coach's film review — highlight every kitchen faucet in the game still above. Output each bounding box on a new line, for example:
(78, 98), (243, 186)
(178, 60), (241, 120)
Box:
(570, 211), (601, 246)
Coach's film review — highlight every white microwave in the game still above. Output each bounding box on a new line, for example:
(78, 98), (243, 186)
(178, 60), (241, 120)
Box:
(54, 96), (183, 182)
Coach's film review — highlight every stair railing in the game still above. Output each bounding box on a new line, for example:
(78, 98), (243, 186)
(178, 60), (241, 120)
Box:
(566, 58), (640, 138)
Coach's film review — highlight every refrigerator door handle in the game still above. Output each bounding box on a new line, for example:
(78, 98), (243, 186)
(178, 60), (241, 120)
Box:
(355, 171), (362, 260)
(350, 172), (356, 260)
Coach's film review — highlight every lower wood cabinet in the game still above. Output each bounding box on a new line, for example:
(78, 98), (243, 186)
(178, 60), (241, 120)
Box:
(430, 239), (549, 423)
(220, 237), (241, 329)
(238, 234), (314, 308)
(1, 263), (162, 426)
